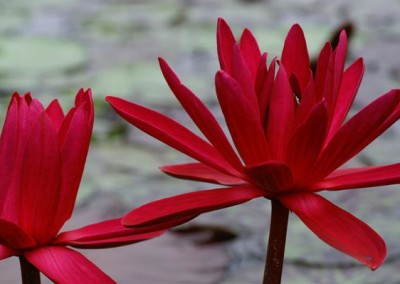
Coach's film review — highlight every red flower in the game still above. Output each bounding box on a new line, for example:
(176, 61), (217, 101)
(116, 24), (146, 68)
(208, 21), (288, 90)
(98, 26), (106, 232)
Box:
(0, 89), (165, 283)
(107, 19), (400, 269)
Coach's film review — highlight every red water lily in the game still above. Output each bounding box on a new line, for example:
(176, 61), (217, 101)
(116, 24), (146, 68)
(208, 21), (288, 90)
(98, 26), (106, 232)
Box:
(0, 89), (166, 283)
(107, 19), (400, 270)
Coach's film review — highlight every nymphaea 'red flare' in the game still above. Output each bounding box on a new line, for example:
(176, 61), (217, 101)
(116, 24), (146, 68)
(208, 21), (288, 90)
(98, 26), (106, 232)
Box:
(0, 89), (167, 283)
(107, 19), (400, 270)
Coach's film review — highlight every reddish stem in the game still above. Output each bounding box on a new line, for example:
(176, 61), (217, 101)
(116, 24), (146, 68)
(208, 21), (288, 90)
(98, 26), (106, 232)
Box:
(19, 256), (41, 284)
(263, 199), (289, 284)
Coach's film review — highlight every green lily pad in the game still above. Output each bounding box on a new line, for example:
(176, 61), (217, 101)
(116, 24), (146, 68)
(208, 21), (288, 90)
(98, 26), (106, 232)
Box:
(0, 37), (87, 75)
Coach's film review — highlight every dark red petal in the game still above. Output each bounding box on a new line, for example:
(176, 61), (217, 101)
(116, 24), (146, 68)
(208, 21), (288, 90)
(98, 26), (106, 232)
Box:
(161, 163), (247, 185)
(0, 245), (15, 260)
(327, 58), (364, 140)
(55, 218), (165, 249)
(217, 18), (236, 72)
(159, 58), (243, 172)
(266, 66), (295, 160)
(106, 96), (234, 175)
(281, 24), (311, 92)
(18, 113), (62, 243)
(314, 89), (400, 180)
(25, 246), (115, 283)
(280, 193), (386, 269)
(314, 163), (400, 191)
(0, 219), (36, 249)
(285, 101), (328, 184)
(239, 28), (262, 82)
(244, 161), (293, 193)
(123, 186), (265, 227)
(215, 71), (269, 165)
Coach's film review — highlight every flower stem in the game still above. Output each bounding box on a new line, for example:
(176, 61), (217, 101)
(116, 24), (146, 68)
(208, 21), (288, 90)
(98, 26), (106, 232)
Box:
(19, 256), (41, 284)
(263, 199), (289, 284)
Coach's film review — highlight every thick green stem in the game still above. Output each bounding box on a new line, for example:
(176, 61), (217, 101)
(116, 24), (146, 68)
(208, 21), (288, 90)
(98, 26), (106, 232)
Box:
(263, 199), (289, 284)
(19, 256), (41, 284)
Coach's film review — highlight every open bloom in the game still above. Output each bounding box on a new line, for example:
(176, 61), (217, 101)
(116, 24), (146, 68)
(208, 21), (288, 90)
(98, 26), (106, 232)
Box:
(0, 89), (166, 283)
(107, 19), (400, 269)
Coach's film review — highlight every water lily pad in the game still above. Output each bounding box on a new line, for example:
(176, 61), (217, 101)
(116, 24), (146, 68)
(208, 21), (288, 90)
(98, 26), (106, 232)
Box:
(0, 37), (87, 75)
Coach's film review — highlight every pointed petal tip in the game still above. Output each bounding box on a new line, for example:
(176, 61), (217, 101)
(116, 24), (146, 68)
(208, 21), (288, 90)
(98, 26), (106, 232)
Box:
(289, 23), (303, 33)
(217, 17), (227, 25)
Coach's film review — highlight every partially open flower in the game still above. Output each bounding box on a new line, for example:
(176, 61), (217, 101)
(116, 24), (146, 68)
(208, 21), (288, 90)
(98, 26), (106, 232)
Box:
(0, 89), (165, 283)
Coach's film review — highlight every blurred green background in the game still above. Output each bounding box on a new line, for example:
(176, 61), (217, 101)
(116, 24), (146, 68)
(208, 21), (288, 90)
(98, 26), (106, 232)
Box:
(1, 0), (400, 283)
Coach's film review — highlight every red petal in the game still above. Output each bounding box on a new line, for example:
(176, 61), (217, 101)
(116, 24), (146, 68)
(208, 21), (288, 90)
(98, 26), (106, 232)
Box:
(0, 219), (36, 249)
(18, 113), (62, 244)
(159, 58), (242, 172)
(217, 18), (236, 72)
(314, 89), (400, 181)
(215, 71), (268, 165)
(256, 57), (276, 123)
(327, 58), (364, 140)
(25, 246), (115, 284)
(280, 193), (386, 269)
(296, 43), (331, 125)
(328, 31), (348, 105)
(266, 66), (295, 160)
(161, 163), (246, 185)
(106, 96), (234, 175)
(281, 24), (311, 92)
(123, 186), (265, 227)
(0, 245), (15, 260)
(313, 42), (332, 102)
(285, 101), (328, 184)
(0, 97), (19, 215)
(55, 218), (165, 249)
(230, 44), (259, 109)
(239, 28), (262, 82)
(0, 96), (33, 221)
(45, 99), (65, 131)
(315, 163), (400, 191)
(54, 99), (93, 231)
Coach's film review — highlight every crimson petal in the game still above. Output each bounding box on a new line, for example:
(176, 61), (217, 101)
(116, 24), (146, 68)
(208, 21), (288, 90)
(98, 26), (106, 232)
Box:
(315, 163), (400, 191)
(0, 245), (15, 260)
(55, 218), (165, 249)
(123, 186), (265, 227)
(18, 112), (62, 244)
(327, 58), (364, 140)
(54, 96), (94, 232)
(217, 18), (236, 72)
(266, 66), (295, 160)
(45, 99), (65, 131)
(159, 58), (242, 172)
(280, 193), (386, 269)
(244, 161), (293, 193)
(314, 89), (400, 181)
(161, 163), (246, 185)
(0, 219), (36, 249)
(215, 70), (268, 165)
(285, 101), (328, 184)
(107, 96), (234, 175)
(25, 246), (115, 284)
(239, 28), (262, 82)
(281, 24), (311, 92)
